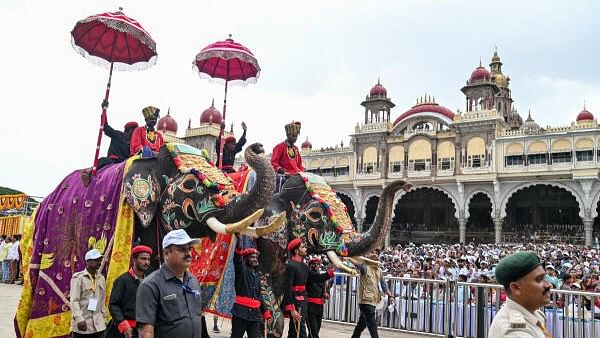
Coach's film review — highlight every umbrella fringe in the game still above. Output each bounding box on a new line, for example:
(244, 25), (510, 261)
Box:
(193, 71), (259, 87)
(71, 38), (158, 72)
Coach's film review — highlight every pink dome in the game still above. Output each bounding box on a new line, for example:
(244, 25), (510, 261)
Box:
(301, 137), (312, 149)
(470, 66), (491, 82)
(393, 103), (456, 125)
(158, 111), (178, 133)
(369, 82), (387, 97)
(577, 109), (594, 122)
(200, 101), (223, 125)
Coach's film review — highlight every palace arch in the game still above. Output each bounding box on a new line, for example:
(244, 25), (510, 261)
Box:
(503, 184), (583, 242)
(336, 192), (357, 227)
(362, 195), (379, 231)
(391, 187), (458, 244)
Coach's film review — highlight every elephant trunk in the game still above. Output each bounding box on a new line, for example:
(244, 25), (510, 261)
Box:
(221, 143), (275, 223)
(346, 180), (412, 256)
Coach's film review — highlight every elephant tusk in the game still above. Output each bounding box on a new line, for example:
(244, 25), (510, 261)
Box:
(327, 251), (357, 275)
(206, 209), (265, 234)
(210, 209), (266, 235)
(239, 212), (287, 237)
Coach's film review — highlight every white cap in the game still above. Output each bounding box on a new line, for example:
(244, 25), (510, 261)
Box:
(85, 249), (103, 261)
(546, 265), (555, 271)
(162, 229), (200, 249)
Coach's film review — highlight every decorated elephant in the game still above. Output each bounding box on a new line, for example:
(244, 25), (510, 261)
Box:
(123, 143), (283, 268)
(15, 142), (282, 338)
(253, 173), (412, 336)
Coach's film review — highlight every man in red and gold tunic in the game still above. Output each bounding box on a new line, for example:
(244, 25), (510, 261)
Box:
(130, 106), (165, 158)
(271, 121), (304, 176)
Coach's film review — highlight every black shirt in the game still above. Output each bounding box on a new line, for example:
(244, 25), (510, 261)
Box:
(104, 123), (130, 161)
(109, 270), (140, 323)
(283, 259), (310, 313)
(232, 252), (268, 322)
(136, 266), (203, 338)
(215, 129), (246, 167)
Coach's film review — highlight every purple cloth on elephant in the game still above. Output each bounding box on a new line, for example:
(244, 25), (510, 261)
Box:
(17, 163), (125, 337)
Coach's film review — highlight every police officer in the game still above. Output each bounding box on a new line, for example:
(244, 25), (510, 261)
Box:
(488, 251), (552, 338)
(306, 257), (334, 338)
(136, 230), (203, 338)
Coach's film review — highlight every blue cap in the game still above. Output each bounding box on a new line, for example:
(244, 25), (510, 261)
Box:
(162, 229), (200, 249)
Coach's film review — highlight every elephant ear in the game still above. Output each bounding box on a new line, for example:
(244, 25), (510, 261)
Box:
(124, 172), (161, 227)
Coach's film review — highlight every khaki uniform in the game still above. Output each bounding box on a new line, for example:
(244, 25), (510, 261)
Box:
(488, 298), (549, 338)
(70, 269), (106, 334)
(357, 262), (383, 306)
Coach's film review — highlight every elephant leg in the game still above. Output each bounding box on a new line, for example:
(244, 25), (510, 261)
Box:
(134, 218), (162, 272)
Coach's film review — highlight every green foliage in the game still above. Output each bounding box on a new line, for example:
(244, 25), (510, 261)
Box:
(0, 186), (24, 195)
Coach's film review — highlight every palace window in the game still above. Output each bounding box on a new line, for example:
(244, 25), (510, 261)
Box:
(320, 167), (334, 177)
(335, 166), (349, 176)
(527, 153), (547, 165)
(551, 152), (572, 163)
(468, 154), (484, 168)
(362, 162), (377, 173)
(576, 150), (594, 162)
(505, 155), (524, 166)
(390, 161), (403, 173)
(438, 157), (454, 170)
(409, 159), (431, 171)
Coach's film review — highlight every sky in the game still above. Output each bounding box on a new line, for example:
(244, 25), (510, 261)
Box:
(2, 0), (600, 197)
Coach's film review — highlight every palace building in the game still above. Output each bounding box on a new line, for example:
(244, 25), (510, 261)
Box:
(158, 51), (600, 246)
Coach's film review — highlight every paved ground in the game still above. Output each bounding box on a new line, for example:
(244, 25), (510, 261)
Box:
(1, 283), (425, 338)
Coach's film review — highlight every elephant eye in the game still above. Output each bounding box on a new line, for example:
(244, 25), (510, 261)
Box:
(305, 207), (322, 222)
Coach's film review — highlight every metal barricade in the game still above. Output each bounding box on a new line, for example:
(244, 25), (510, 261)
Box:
(323, 273), (600, 338)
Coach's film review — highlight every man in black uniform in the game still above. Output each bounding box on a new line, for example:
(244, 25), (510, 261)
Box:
(106, 245), (152, 338)
(306, 257), (334, 338)
(82, 120), (138, 186)
(283, 238), (309, 338)
(136, 229), (203, 338)
(231, 245), (272, 338)
(216, 121), (247, 173)
(99, 120), (138, 168)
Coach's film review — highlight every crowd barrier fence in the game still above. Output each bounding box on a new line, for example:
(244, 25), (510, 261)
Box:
(323, 273), (600, 338)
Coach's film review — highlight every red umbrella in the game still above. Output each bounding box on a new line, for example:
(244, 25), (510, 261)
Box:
(71, 8), (157, 175)
(193, 35), (260, 168)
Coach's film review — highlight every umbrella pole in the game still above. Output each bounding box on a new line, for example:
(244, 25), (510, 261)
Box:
(91, 62), (114, 176)
(218, 80), (228, 169)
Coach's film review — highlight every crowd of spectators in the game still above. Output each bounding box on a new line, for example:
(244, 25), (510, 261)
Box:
(375, 242), (600, 292)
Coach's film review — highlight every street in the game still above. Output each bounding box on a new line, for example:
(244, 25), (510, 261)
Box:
(1, 283), (426, 338)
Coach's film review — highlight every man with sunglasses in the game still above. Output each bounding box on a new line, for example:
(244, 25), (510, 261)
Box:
(136, 230), (203, 338)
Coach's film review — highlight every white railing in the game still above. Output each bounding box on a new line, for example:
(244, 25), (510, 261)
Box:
(324, 274), (600, 338)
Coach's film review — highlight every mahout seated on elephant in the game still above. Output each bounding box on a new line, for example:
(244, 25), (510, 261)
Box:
(251, 173), (412, 337)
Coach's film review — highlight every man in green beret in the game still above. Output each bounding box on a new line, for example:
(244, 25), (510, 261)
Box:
(488, 251), (552, 338)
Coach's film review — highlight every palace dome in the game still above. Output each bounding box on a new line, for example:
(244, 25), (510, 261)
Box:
(369, 82), (387, 97)
(393, 101), (455, 125)
(301, 137), (312, 149)
(470, 66), (491, 82)
(158, 111), (178, 133)
(200, 100), (223, 125)
(576, 109), (594, 122)
(520, 111), (541, 133)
